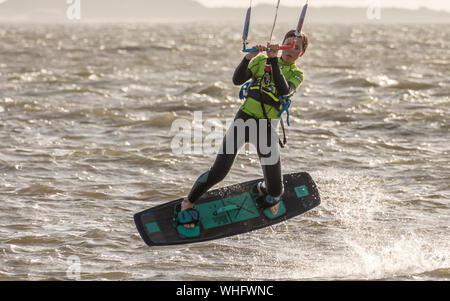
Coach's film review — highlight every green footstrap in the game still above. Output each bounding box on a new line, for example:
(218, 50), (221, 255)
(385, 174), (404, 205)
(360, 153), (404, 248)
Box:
(176, 225), (200, 238)
(173, 203), (201, 238)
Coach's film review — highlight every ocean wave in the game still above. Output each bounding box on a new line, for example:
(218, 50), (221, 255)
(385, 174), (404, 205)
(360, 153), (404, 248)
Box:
(65, 107), (130, 121)
(355, 123), (400, 131)
(414, 268), (450, 280)
(331, 77), (378, 88)
(388, 81), (435, 90)
(0, 163), (15, 173)
(146, 112), (179, 128)
(174, 81), (227, 98)
(5, 235), (61, 246)
(421, 59), (450, 66)
(363, 75), (436, 90)
(74, 191), (109, 199)
(16, 184), (64, 196)
(197, 82), (228, 98)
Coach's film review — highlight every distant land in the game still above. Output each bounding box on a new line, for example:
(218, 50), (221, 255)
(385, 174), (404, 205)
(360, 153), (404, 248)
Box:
(0, 0), (449, 23)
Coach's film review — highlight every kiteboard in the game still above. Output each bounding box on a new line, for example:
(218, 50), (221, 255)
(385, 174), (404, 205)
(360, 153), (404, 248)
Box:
(134, 171), (320, 247)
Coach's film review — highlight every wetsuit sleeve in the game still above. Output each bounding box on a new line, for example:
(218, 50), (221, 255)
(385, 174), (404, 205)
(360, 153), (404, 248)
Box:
(289, 70), (304, 93)
(232, 57), (252, 85)
(267, 57), (294, 96)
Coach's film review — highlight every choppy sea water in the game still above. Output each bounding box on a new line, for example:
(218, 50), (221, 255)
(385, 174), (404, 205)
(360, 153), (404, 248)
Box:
(0, 22), (449, 280)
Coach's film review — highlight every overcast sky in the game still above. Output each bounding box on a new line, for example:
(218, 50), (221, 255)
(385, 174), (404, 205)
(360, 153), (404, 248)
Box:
(195, 0), (450, 12)
(0, 0), (448, 12)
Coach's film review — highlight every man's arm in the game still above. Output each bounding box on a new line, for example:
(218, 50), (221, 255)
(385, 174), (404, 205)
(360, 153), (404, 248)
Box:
(232, 57), (253, 85)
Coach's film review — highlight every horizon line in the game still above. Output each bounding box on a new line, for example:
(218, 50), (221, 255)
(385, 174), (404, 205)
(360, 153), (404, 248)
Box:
(193, 0), (450, 13)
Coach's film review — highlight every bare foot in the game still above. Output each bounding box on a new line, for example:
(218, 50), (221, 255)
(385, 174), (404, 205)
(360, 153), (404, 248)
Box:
(180, 198), (195, 228)
(269, 202), (280, 215)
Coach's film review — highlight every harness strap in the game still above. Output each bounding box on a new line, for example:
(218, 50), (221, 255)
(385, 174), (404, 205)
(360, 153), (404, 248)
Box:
(259, 70), (288, 148)
(239, 72), (292, 148)
(277, 96), (291, 125)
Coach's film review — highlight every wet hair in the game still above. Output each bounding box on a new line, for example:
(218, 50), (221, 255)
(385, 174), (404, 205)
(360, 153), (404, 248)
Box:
(283, 30), (309, 53)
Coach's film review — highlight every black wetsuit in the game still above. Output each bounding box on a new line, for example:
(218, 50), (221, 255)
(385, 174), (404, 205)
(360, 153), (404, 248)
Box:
(187, 56), (293, 203)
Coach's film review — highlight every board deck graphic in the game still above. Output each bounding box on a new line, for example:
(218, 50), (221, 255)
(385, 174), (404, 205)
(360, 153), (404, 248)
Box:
(134, 172), (320, 246)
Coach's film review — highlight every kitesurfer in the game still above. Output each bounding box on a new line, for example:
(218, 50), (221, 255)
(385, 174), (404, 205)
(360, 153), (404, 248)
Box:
(175, 30), (309, 229)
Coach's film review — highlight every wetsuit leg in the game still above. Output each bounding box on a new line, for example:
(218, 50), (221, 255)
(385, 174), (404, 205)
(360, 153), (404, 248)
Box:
(255, 119), (284, 199)
(187, 110), (283, 203)
(187, 110), (249, 203)
(260, 157), (283, 198)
